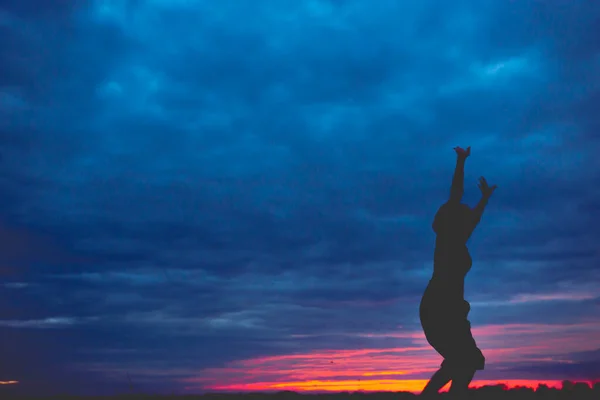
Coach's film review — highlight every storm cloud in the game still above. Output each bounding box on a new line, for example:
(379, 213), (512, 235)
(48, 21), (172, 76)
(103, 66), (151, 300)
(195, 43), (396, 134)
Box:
(0, 0), (599, 395)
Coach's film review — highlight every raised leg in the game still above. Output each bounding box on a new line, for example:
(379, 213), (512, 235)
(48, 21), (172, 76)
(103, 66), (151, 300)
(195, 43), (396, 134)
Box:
(420, 365), (452, 396)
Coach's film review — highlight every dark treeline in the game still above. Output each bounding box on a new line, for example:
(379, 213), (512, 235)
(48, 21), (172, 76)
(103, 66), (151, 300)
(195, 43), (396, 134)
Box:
(2, 380), (600, 400)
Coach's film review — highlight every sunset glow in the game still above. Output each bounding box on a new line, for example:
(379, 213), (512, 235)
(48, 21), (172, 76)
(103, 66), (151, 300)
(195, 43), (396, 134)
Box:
(201, 379), (569, 393)
(185, 321), (600, 393)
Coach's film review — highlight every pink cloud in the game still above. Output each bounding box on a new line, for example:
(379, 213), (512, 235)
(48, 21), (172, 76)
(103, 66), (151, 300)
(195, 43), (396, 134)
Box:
(182, 321), (600, 393)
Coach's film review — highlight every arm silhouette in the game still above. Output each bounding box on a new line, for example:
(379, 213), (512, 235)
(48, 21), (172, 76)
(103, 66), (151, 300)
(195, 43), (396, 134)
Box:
(471, 195), (489, 227)
(468, 176), (498, 235)
(449, 146), (470, 204)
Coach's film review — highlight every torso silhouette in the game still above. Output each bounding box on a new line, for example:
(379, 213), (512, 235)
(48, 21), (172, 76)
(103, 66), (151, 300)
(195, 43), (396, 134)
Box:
(422, 201), (476, 313)
(431, 233), (472, 302)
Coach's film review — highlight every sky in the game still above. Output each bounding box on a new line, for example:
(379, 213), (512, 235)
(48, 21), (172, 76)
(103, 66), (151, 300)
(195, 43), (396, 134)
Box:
(1, 0), (599, 396)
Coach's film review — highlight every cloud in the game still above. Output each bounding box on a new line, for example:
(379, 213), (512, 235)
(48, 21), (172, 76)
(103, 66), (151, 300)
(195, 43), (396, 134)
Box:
(0, 0), (599, 394)
(0, 317), (81, 328)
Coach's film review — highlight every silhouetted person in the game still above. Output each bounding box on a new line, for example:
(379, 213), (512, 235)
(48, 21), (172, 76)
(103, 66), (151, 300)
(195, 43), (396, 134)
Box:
(419, 146), (497, 397)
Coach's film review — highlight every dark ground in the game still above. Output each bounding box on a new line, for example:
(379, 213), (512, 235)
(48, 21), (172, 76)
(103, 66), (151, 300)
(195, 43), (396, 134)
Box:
(2, 381), (600, 400)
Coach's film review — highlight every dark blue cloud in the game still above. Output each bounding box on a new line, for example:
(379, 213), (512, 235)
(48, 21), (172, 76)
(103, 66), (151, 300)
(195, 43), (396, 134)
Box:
(1, 0), (599, 394)
(497, 348), (600, 381)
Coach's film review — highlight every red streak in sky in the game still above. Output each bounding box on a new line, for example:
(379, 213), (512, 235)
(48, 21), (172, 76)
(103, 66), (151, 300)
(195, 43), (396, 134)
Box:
(184, 322), (600, 394)
(205, 379), (570, 393)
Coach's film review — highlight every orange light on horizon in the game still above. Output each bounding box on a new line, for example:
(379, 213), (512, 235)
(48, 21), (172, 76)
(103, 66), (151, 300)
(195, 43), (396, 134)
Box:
(0, 381), (18, 385)
(198, 379), (581, 393)
(183, 321), (600, 394)
(207, 379), (430, 393)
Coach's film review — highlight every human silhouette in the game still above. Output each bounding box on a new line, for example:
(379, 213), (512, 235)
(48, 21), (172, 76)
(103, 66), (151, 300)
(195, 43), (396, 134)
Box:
(419, 146), (497, 397)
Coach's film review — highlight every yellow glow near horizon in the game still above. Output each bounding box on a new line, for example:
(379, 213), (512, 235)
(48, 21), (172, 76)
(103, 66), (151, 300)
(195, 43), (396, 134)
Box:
(201, 379), (591, 393)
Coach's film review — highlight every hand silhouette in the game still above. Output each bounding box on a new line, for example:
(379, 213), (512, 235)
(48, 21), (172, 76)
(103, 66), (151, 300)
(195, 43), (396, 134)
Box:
(478, 176), (497, 198)
(454, 146), (471, 158)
